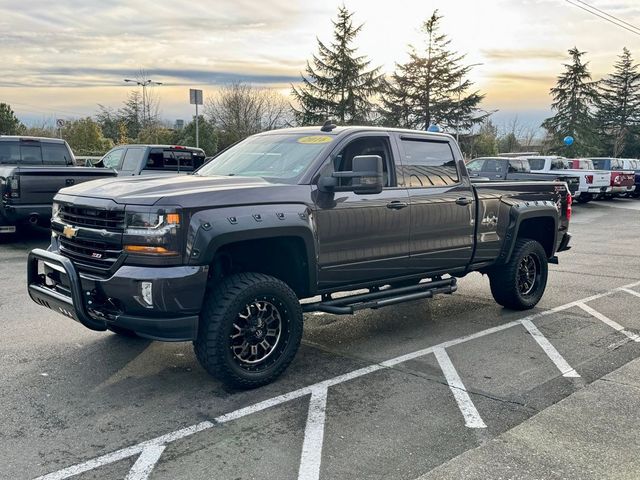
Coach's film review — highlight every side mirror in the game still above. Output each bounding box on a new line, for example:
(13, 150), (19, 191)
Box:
(318, 155), (384, 195)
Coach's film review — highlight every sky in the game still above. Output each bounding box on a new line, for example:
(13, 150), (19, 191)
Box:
(1, 0), (639, 132)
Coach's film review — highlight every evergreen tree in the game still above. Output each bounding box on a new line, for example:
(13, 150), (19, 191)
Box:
(0, 103), (25, 135)
(291, 6), (383, 125)
(594, 47), (640, 157)
(542, 47), (599, 156)
(380, 10), (486, 131)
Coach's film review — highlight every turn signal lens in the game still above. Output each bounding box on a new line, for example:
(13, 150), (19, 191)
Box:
(165, 213), (181, 224)
(567, 193), (572, 222)
(124, 245), (177, 255)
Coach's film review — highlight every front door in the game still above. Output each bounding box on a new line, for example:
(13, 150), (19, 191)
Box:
(395, 134), (475, 275)
(313, 133), (411, 288)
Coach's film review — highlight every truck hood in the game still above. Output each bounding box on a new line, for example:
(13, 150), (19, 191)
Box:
(58, 174), (297, 207)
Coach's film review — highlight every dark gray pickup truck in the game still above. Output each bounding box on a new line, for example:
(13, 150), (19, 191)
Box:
(0, 136), (116, 233)
(28, 125), (572, 388)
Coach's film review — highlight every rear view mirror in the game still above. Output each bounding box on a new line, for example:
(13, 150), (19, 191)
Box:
(318, 155), (384, 195)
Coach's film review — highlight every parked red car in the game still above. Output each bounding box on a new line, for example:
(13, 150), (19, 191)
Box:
(583, 158), (635, 198)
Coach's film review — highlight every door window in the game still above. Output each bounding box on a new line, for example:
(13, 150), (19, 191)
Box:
(465, 159), (485, 172)
(146, 149), (195, 171)
(483, 159), (503, 174)
(528, 158), (545, 170)
(101, 148), (125, 169)
(121, 148), (145, 171)
(326, 136), (393, 187)
(399, 139), (458, 187)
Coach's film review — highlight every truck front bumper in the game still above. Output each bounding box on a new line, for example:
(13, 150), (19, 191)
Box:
(28, 248), (208, 341)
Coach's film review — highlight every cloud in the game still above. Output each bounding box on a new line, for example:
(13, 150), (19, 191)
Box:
(482, 49), (567, 61)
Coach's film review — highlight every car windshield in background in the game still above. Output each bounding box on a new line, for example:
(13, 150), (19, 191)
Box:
(197, 134), (332, 182)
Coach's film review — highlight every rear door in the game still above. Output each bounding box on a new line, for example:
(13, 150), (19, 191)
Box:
(396, 135), (475, 274)
(313, 132), (411, 287)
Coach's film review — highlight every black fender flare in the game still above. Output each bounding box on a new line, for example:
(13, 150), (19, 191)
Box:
(496, 200), (559, 265)
(186, 204), (318, 293)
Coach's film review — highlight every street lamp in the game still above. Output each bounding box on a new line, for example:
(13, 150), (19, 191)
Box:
(456, 63), (483, 142)
(124, 78), (163, 126)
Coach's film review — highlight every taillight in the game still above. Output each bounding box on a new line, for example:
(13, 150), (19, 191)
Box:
(585, 175), (593, 184)
(613, 173), (622, 185)
(9, 176), (19, 198)
(567, 192), (572, 222)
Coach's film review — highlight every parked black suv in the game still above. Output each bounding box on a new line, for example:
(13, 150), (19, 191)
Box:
(28, 125), (572, 388)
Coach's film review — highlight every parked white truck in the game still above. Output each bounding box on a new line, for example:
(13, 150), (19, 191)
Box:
(526, 156), (610, 203)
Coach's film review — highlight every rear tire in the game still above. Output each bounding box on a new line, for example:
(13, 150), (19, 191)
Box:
(194, 272), (303, 389)
(488, 238), (548, 310)
(576, 193), (592, 203)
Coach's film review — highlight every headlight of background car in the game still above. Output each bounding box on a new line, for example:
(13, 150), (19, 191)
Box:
(123, 207), (182, 256)
(51, 202), (61, 222)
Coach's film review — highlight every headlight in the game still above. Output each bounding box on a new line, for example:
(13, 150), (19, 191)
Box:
(51, 202), (61, 221)
(123, 207), (182, 256)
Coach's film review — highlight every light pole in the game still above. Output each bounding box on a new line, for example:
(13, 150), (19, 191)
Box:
(124, 78), (163, 126)
(456, 63), (483, 143)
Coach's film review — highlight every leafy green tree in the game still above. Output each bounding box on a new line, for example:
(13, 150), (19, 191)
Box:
(473, 119), (499, 157)
(292, 6), (383, 125)
(380, 10), (486, 131)
(498, 133), (521, 153)
(136, 125), (176, 145)
(61, 117), (113, 155)
(542, 47), (599, 156)
(594, 47), (640, 157)
(175, 116), (218, 155)
(0, 103), (25, 135)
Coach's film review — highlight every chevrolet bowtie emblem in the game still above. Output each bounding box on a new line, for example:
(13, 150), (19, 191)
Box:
(62, 225), (78, 239)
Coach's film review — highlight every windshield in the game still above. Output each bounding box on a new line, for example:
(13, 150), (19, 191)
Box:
(197, 134), (333, 182)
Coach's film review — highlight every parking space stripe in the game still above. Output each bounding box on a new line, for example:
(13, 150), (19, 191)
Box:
(576, 302), (640, 342)
(298, 387), (329, 480)
(520, 319), (580, 378)
(620, 287), (640, 299)
(125, 445), (166, 480)
(32, 280), (640, 480)
(433, 348), (487, 429)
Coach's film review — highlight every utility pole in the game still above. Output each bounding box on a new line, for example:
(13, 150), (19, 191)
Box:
(190, 89), (203, 148)
(124, 78), (162, 126)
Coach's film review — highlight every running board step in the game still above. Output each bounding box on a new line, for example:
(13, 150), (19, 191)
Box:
(302, 278), (457, 315)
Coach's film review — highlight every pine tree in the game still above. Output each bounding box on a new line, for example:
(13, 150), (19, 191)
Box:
(0, 103), (25, 135)
(595, 47), (640, 157)
(291, 6), (383, 125)
(380, 10), (486, 131)
(542, 47), (599, 156)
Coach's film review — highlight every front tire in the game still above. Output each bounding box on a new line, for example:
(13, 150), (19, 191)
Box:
(488, 238), (548, 310)
(194, 272), (303, 389)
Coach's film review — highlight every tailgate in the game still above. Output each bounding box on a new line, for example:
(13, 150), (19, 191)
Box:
(13, 167), (115, 206)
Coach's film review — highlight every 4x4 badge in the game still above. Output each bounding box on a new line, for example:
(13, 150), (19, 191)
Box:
(62, 225), (78, 239)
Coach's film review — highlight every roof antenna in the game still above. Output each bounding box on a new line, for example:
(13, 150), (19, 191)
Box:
(321, 119), (337, 132)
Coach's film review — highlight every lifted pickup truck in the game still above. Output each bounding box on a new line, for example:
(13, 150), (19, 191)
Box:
(28, 125), (572, 388)
(0, 136), (116, 233)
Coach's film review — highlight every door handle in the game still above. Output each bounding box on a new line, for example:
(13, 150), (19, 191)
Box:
(455, 197), (472, 206)
(386, 201), (408, 210)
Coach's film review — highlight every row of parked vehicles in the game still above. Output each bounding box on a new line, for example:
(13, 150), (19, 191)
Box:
(466, 154), (639, 203)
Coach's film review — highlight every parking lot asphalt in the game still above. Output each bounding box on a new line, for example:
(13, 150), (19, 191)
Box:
(1, 198), (640, 480)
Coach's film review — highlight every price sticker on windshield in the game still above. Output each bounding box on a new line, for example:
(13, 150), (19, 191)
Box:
(297, 135), (333, 144)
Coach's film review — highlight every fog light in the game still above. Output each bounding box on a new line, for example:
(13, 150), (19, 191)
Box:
(141, 281), (153, 307)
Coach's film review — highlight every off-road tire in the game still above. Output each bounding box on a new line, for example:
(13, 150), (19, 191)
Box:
(488, 238), (548, 310)
(194, 272), (303, 389)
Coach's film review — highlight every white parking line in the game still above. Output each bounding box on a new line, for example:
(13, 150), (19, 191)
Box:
(620, 287), (640, 299)
(576, 302), (640, 342)
(33, 280), (640, 480)
(433, 348), (487, 429)
(125, 445), (166, 480)
(298, 387), (329, 480)
(520, 319), (580, 378)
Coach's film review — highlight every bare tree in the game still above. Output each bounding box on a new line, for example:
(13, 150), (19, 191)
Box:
(205, 82), (291, 148)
